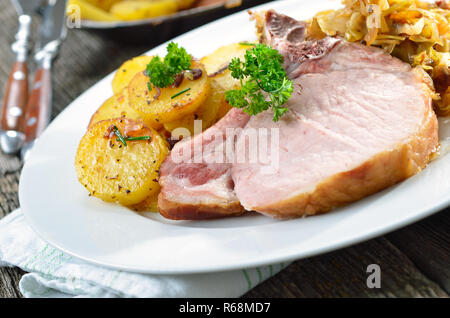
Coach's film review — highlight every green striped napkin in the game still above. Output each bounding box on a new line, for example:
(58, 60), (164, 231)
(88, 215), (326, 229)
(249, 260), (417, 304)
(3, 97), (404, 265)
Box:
(0, 210), (288, 298)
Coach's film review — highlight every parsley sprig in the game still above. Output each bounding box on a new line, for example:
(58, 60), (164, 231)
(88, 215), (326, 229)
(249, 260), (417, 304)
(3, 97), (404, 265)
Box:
(145, 42), (192, 88)
(225, 44), (293, 122)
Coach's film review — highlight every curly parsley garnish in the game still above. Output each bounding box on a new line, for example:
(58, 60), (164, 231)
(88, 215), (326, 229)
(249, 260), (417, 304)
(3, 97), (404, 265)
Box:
(145, 42), (192, 88)
(225, 44), (293, 122)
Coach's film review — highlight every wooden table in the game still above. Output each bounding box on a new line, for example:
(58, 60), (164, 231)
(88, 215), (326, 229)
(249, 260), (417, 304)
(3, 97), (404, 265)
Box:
(0, 1), (449, 298)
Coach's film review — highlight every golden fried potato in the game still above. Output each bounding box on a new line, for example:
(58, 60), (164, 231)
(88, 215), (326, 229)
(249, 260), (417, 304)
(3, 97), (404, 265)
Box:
(199, 43), (253, 119)
(112, 55), (153, 95)
(82, 0), (122, 11)
(176, 0), (196, 10)
(67, 0), (118, 22)
(89, 89), (138, 128)
(211, 70), (242, 119)
(200, 42), (256, 75)
(128, 191), (159, 212)
(75, 118), (169, 206)
(88, 88), (162, 130)
(163, 78), (223, 135)
(216, 98), (232, 120)
(128, 60), (210, 124)
(110, 0), (178, 21)
(212, 69), (240, 91)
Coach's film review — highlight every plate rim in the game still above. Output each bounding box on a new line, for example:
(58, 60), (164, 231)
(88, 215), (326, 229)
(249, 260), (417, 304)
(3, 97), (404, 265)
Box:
(19, 0), (450, 275)
(20, 197), (449, 274)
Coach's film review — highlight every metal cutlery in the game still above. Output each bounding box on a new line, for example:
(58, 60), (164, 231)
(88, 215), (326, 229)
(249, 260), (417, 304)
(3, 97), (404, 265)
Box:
(0, 0), (67, 160)
(0, 0), (43, 155)
(21, 0), (68, 161)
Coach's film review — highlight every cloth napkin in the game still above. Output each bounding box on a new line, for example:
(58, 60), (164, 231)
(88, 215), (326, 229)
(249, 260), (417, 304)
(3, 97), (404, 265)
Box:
(0, 209), (288, 298)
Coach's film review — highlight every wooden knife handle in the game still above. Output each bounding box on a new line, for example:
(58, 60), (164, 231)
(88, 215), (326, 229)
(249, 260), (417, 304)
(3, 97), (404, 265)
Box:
(1, 61), (29, 131)
(23, 66), (52, 142)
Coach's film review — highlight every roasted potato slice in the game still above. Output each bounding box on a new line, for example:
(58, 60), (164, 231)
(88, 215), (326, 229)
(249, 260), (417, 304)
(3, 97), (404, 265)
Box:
(110, 0), (178, 21)
(128, 60), (210, 124)
(67, 0), (118, 22)
(128, 191), (160, 212)
(89, 89), (139, 129)
(176, 0), (196, 10)
(211, 70), (242, 119)
(212, 69), (241, 91)
(200, 43), (253, 119)
(163, 78), (223, 134)
(75, 118), (169, 206)
(88, 88), (162, 130)
(82, 0), (122, 11)
(112, 55), (153, 95)
(200, 42), (256, 75)
(216, 100), (233, 120)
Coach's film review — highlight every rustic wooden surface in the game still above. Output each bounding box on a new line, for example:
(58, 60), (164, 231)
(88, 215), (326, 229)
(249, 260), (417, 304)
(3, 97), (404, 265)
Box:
(0, 1), (449, 298)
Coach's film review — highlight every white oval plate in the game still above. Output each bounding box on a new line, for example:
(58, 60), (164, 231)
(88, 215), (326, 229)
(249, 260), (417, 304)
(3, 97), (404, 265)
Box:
(19, 0), (450, 274)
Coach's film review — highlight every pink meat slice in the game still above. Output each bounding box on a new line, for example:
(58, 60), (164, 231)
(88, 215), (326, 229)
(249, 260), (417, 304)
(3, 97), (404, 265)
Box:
(231, 10), (439, 218)
(159, 10), (438, 220)
(158, 108), (249, 220)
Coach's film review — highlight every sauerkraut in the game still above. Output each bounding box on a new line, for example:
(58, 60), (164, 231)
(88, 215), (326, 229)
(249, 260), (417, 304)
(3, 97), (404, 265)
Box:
(308, 0), (450, 115)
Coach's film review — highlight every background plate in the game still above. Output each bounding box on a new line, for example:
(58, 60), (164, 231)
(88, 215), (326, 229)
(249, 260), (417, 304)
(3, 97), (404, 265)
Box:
(19, 0), (450, 274)
(76, 0), (273, 44)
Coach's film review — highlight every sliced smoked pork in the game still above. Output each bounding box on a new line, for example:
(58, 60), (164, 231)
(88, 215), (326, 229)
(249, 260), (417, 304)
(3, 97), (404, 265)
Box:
(158, 108), (249, 220)
(159, 10), (439, 220)
(231, 11), (439, 218)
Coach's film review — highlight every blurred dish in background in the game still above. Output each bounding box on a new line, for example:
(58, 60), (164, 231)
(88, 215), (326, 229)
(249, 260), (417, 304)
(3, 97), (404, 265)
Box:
(66, 0), (270, 44)
(67, 0), (198, 22)
(67, 0), (246, 23)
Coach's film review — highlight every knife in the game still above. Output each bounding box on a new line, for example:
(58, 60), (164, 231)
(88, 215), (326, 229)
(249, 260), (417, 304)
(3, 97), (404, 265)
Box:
(21, 0), (68, 161)
(0, 0), (43, 155)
